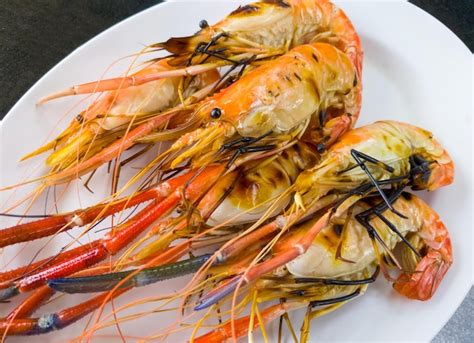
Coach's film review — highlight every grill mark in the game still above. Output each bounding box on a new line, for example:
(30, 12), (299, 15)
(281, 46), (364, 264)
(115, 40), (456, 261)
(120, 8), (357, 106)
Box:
(263, 0), (291, 8)
(230, 4), (260, 16)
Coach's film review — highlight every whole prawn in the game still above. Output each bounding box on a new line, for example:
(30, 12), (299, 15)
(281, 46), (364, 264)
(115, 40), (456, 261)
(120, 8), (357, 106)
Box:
(189, 120), (453, 311)
(189, 192), (452, 342)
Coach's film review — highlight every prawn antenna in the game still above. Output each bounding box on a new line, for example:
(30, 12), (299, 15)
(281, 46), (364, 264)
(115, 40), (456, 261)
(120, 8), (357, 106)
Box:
(195, 33), (228, 58)
(211, 54), (256, 92)
(293, 266), (379, 286)
(0, 213), (51, 218)
(333, 175), (407, 211)
(219, 131), (275, 168)
(356, 188), (421, 258)
(309, 289), (361, 308)
(349, 149), (407, 218)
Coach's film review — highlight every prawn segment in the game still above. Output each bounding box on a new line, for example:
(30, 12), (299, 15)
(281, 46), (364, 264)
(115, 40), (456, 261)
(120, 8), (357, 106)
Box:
(296, 121), (454, 206)
(392, 195), (452, 300)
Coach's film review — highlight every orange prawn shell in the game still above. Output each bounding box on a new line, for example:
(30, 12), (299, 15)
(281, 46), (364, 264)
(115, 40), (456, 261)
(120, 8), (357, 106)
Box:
(324, 121), (454, 191)
(389, 195), (453, 300)
(197, 42), (358, 137)
(163, 0), (363, 77)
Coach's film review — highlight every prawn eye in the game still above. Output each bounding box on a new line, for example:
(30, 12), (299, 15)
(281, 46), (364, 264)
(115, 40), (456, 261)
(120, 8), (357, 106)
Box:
(316, 143), (326, 153)
(210, 108), (222, 119)
(199, 20), (209, 29)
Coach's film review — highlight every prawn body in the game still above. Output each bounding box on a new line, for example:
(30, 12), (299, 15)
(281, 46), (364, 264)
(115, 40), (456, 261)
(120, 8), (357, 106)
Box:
(169, 42), (360, 168)
(161, 0), (363, 77)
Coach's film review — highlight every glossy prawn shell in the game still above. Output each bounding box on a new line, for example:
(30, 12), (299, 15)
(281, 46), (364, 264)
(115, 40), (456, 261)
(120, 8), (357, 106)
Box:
(292, 0), (363, 76)
(279, 213), (376, 278)
(38, 59), (220, 168)
(164, 0), (363, 75)
(93, 60), (218, 131)
(278, 194), (452, 302)
(199, 43), (359, 137)
(208, 142), (319, 225)
(392, 194), (453, 300)
(296, 120), (454, 196)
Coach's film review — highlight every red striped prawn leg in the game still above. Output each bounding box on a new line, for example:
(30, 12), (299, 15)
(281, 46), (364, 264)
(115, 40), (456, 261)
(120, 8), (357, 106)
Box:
(0, 245), (117, 285)
(0, 248), (192, 336)
(194, 302), (303, 343)
(0, 171), (194, 248)
(3, 259), (138, 322)
(0, 288), (129, 336)
(0, 165), (225, 299)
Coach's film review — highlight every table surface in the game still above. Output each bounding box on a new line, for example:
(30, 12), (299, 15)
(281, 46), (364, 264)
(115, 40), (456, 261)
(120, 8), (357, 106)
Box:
(0, 0), (472, 341)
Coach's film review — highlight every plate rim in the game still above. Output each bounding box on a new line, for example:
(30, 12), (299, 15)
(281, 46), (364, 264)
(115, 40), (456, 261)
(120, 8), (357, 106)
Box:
(0, 0), (472, 341)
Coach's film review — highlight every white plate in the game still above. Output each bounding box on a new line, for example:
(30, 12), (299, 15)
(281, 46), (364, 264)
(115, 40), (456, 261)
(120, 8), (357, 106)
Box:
(1, 1), (472, 342)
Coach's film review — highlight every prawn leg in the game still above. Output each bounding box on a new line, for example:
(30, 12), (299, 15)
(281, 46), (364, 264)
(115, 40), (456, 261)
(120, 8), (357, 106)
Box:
(0, 170), (194, 248)
(48, 254), (213, 294)
(0, 166), (225, 299)
(194, 211), (332, 310)
(193, 302), (303, 343)
(0, 245), (190, 335)
(0, 289), (128, 335)
(194, 290), (361, 342)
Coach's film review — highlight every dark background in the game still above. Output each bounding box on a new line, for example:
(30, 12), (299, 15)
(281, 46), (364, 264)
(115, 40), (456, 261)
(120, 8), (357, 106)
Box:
(0, 0), (472, 119)
(0, 0), (472, 341)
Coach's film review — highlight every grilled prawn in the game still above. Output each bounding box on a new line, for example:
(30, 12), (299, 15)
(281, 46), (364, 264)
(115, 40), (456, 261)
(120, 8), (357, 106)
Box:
(24, 60), (219, 173)
(40, 0), (363, 102)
